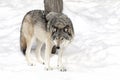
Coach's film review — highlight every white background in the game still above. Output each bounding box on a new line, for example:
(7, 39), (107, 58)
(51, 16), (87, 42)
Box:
(0, 0), (120, 80)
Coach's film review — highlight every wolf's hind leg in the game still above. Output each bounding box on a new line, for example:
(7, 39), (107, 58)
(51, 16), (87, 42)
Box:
(35, 39), (44, 64)
(25, 37), (35, 66)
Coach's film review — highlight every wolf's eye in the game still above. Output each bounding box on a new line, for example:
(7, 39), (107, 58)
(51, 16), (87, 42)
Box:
(52, 25), (57, 32)
(53, 28), (57, 32)
(64, 25), (69, 32)
(64, 28), (68, 32)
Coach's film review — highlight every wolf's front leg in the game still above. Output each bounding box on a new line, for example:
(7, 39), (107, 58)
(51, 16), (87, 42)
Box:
(57, 48), (67, 72)
(45, 39), (53, 71)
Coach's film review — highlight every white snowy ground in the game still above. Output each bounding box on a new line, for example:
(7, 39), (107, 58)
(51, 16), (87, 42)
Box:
(0, 0), (120, 80)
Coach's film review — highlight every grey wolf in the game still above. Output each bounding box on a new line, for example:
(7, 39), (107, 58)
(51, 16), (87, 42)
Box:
(20, 10), (74, 71)
(44, 0), (63, 15)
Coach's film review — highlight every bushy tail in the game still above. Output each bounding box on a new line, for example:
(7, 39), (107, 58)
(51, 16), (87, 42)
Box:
(20, 32), (27, 55)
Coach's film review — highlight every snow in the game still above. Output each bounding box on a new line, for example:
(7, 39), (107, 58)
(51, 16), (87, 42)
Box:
(0, 0), (120, 80)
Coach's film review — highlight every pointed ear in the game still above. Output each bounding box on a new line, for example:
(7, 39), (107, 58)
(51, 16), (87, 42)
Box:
(46, 12), (60, 21)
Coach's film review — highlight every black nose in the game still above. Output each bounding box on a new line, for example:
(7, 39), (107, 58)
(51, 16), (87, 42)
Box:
(56, 46), (60, 49)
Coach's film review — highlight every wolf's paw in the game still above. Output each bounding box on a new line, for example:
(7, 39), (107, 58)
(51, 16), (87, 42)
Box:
(37, 58), (45, 65)
(40, 61), (45, 65)
(45, 67), (53, 71)
(57, 65), (67, 72)
(28, 62), (36, 66)
(38, 60), (45, 65)
(60, 68), (67, 72)
(41, 60), (45, 65)
(29, 63), (36, 66)
(59, 67), (67, 72)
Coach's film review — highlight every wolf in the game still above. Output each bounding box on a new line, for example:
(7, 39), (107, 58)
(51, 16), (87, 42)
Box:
(20, 10), (74, 71)
(44, 0), (63, 15)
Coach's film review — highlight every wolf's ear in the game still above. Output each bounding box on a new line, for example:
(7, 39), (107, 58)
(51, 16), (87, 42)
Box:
(46, 12), (60, 21)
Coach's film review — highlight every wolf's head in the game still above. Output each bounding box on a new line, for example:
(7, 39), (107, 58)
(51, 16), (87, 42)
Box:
(46, 12), (74, 48)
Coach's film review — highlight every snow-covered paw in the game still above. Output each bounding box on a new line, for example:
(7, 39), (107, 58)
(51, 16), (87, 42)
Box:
(45, 67), (53, 71)
(41, 60), (45, 65)
(37, 58), (45, 65)
(58, 65), (67, 72)
(28, 62), (36, 66)
(60, 67), (67, 72)
(42, 62), (45, 65)
(38, 60), (45, 65)
(27, 60), (36, 66)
